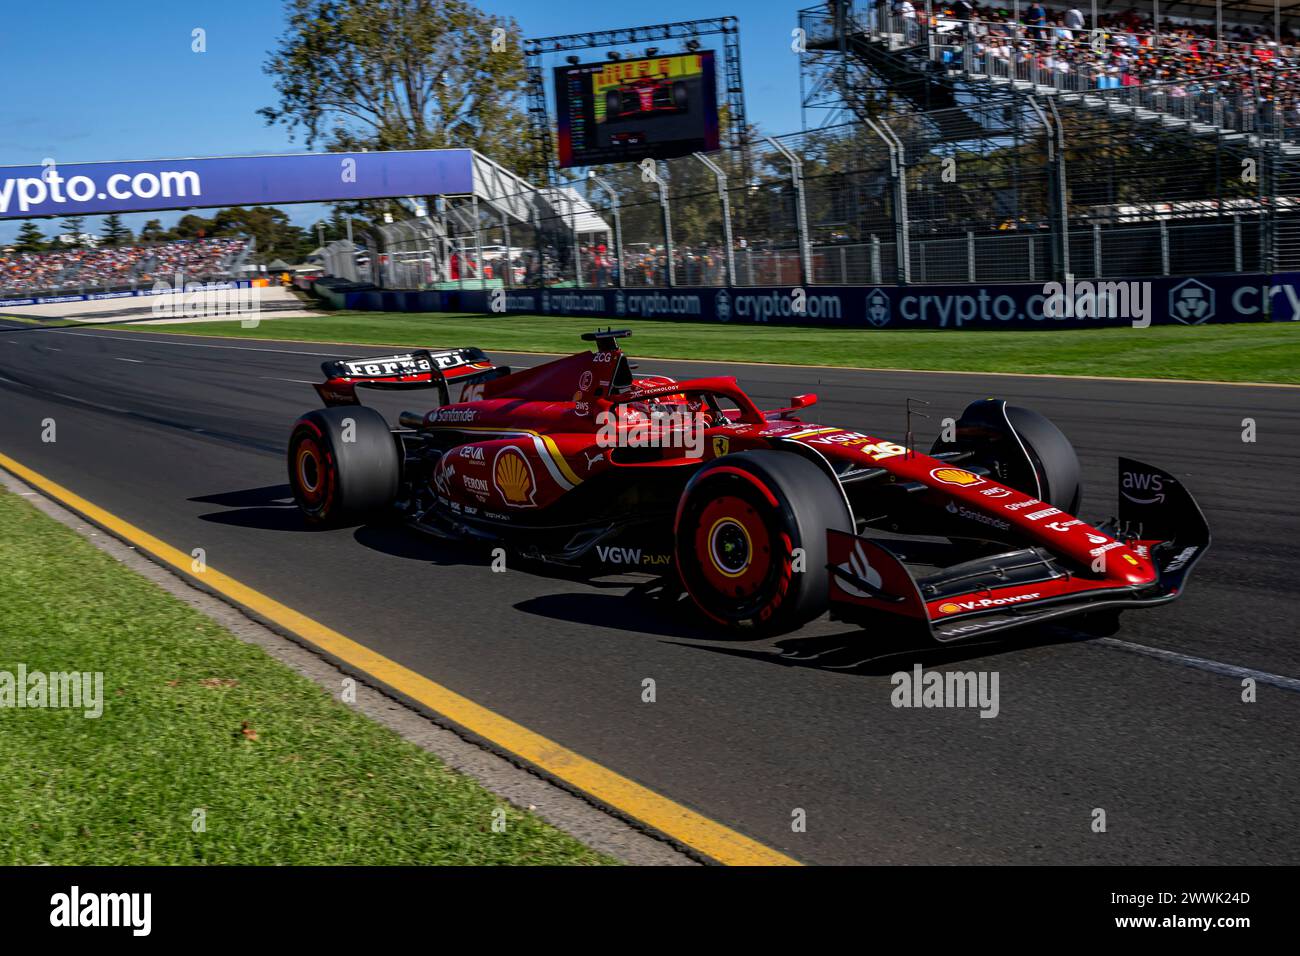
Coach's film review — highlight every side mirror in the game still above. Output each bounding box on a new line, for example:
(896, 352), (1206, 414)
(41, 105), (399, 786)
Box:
(789, 393), (817, 409)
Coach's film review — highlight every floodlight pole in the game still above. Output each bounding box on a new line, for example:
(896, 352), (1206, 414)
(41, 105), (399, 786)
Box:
(693, 152), (736, 286)
(587, 171), (624, 288)
(766, 136), (812, 286)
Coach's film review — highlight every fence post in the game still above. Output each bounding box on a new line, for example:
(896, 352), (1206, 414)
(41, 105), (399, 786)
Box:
(471, 195), (485, 289)
(1093, 222), (1102, 277)
(694, 152), (735, 286)
(1160, 219), (1170, 276)
(840, 245), (848, 284)
(655, 161), (675, 287)
(766, 136), (813, 285)
(1028, 96), (1070, 281)
(501, 211), (512, 289)
(531, 206), (544, 290)
(866, 118), (910, 284)
(1234, 214), (1243, 273)
(967, 231), (976, 282)
(871, 234), (882, 284)
(586, 171), (623, 288)
(1028, 235), (1036, 282)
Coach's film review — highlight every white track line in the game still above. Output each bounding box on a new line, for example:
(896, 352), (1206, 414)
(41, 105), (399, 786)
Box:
(49, 329), (345, 357)
(114, 357), (143, 363)
(1097, 637), (1300, 693)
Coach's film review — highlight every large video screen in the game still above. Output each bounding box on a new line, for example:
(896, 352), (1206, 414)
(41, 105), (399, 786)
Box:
(554, 51), (720, 168)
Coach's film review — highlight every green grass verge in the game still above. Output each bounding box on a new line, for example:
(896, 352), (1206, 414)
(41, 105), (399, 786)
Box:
(0, 488), (611, 865)
(128, 311), (1299, 384)
(0, 314), (72, 327)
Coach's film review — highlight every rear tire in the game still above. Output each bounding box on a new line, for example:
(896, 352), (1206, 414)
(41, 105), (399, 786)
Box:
(287, 406), (399, 526)
(674, 451), (851, 634)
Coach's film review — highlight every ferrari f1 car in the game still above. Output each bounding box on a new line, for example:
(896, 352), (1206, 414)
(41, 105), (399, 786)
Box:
(286, 330), (1209, 641)
(603, 77), (688, 121)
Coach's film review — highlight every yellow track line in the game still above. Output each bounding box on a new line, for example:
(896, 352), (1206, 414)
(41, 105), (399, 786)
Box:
(0, 449), (799, 867)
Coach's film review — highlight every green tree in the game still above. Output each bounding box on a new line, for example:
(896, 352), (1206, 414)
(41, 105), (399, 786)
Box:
(259, 0), (531, 171)
(138, 219), (168, 243)
(212, 205), (319, 263)
(14, 221), (46, 253)
(171, 213), (215, 239)
(60, 215), (86, 248)
(100, 213), (133, 247)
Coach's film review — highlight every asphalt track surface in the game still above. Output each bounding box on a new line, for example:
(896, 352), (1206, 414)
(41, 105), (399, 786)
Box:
(1, 317), (1298, 865)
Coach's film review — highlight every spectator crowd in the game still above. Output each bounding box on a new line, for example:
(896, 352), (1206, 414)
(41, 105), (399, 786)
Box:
(885, 2), (1300, 125)
(0, 237), (249, 297)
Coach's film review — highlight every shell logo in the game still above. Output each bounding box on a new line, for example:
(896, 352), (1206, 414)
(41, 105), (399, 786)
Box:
(493, 447), (536, 507)
(931, 467), (984, 487)
(938, 602), (962, 614)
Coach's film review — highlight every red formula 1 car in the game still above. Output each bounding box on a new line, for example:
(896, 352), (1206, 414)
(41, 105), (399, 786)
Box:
(286, 330), (1209, 640)
(603, 77), (688, 121)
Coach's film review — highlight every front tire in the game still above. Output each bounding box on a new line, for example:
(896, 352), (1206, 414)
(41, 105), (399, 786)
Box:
(287, 406), (399, 526)
(674, 451), (851, 634)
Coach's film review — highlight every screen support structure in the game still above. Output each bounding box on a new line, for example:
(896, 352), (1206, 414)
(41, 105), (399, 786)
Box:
(524, 17), (749, 187)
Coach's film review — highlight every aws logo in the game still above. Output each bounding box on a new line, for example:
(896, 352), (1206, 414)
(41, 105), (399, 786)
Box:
(1121, 469), (1165, 504)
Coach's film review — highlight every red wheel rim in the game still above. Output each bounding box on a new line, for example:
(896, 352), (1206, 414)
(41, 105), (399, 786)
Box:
(693, 495), (771, 599)
(294, 438), (323, 503)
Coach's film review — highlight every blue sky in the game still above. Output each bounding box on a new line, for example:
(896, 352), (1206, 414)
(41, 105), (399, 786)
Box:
(0, 0), (805, 245)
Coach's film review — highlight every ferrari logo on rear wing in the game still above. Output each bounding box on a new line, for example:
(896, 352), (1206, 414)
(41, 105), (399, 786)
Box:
(314, 347), (508, 408)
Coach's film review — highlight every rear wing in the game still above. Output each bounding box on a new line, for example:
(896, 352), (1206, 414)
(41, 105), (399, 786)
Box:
(313, 347), (510, 408)
(827, 456), (1210, 643)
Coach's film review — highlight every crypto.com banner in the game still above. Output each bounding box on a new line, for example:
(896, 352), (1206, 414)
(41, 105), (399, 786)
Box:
(0, 150), (474, 219)
(459, 274), (1299, 327)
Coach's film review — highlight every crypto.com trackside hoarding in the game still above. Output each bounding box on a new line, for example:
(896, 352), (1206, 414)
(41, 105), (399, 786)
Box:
(457, 274), (1299, 327)
(0, 150), (474, 220)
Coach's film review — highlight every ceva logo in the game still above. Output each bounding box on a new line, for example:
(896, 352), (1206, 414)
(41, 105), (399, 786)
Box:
(866, 288), (891, 327)
(1168, 278), (1215, 325)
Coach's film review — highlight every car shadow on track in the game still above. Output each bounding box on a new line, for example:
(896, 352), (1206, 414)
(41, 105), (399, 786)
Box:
(513, 580), (722, 641)
(192, 484), (323, 534)
(517, 581), (1088, 671)
(665, 624), (1087, 675)
(190, 485), (689, 580)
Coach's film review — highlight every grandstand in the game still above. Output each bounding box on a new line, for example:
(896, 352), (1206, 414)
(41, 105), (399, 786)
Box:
(0, 237), (252, 297)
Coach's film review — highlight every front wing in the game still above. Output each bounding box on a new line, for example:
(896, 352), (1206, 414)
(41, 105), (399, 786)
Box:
(826, 457), (1210, 642)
